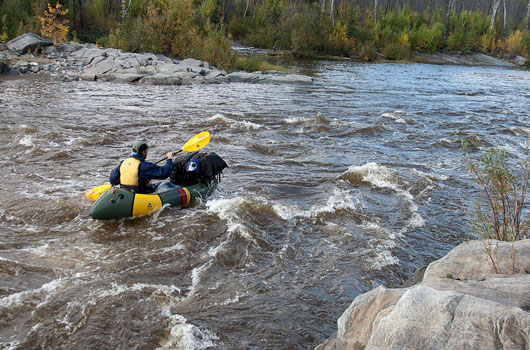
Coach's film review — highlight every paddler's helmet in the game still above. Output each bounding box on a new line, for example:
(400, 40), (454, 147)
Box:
(132, 141), (149, 153)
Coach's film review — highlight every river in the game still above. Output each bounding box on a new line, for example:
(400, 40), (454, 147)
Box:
(0, 61), (529, 349)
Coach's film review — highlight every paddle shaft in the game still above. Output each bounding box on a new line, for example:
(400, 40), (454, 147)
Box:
(154, 150), (182, 165)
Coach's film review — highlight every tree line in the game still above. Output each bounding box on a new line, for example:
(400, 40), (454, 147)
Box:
(1, 0), (529, 69)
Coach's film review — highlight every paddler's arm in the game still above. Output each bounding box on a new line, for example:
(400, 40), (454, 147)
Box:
(109, 161), (122, 185)
(140, 153), (173, 180)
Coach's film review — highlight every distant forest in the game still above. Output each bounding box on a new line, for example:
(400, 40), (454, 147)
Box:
(1, 0), (529, 68)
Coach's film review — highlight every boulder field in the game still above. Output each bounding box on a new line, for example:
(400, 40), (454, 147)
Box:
(317, 239), (530, 350)
(1, 33), (314, 85)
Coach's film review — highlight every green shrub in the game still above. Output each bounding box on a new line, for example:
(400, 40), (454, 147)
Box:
(290, 10), (323, 56)
(232, 55), (286, 72)
(358, 41), (378, 61)
(522, 31), (530, 57)
(465, 146), (530, 242)
(200, 28), (234, 70)
(447, 26), (466, 51)
(410, 22), (444, 52)
(382, 42), (411, 60)
(480, 32), (495, 53)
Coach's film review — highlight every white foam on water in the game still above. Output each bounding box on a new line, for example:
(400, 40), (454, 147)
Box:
(159, 323), (219, 350)
(342, 163), (426, 235)
(96, 282), (183, 300)
(369, 244), (400, 270)
(188, 262), (212, 297)
(208, 113), (262, 130)
(0, 341), (20, 350)
(358, 220), (399, 269)
(381, 111), (407, 124)
(410, 168), (449, 181)
(214, 292), (244, 306)
(309, 187), (361, 218)
(284, 116), (315, 124)
(18, 135), (34, 147)
(345, 162), (407, 195)
(155, 285), (220, 350)
(271, 201), (305, 221)
(0, 277), (73, 309)
(207, 240), (226, 257)
(272, 187), (360, 222)
(206, 197), (258, 245)
(161, 242), (186, 253)
(322, 222), (351, 236)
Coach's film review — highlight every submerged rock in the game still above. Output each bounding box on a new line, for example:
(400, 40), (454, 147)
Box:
(318, 239), (530, 350)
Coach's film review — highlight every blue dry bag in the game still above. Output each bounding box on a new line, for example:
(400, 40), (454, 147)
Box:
(186, 159), (201, 173)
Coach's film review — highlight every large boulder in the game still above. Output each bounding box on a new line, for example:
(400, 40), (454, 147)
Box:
(0, 60), (19, 75)
(319, 239), (530, 350)
(7, 33), (52, 54)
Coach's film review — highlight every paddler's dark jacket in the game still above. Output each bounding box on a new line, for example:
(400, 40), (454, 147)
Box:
(109, 152), (173, 193)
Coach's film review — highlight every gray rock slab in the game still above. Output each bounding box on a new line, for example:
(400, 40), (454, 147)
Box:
(227, 71), (261, 82)
(204, 69), (225, 79)
(139, 73), (182, 85)
(337, 286), (406, 350)
(367, 285), (530, 350)
(328, 239), (530, 350)
(106, 73), (145, 83)
(67, 71), (96, 81)
(56, 42), (85, 53)
(156, 63), (190, 74)
(7, 33), (52, 53)
(43, 46), (58, 55)
(83, 57), (116, 76)
(179, 58), (207, 68)
(135, 65), (158, 75)
(269, 74), (314, 84)
(81, 48), (106, 65)
(135, 53), (158, 66)
(115, 67), (139, 75)
(423, 239), (530, 282)
(123, 56), (141, 68)
(155, 54), (173, 63)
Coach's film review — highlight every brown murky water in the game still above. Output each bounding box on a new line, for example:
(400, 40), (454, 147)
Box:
(1, 62), (529, 349)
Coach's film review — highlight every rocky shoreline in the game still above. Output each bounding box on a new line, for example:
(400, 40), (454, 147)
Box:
(414, 51), (528, 67)
(0, 33), (314, 85)
(317, 239), (530, 350)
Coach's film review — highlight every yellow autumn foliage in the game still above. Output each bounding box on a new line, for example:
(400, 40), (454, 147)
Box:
(39, 3), (69, 46)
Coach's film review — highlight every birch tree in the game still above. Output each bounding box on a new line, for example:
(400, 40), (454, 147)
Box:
(526, 0), (530, 31)
(374, 0), (378, 23)
(443, 0), (450, 41)
(503, 0), (506, 29)
(121, 0), (132, 20)
(330, 0), (335, 24)
(489, 0), (502, 32)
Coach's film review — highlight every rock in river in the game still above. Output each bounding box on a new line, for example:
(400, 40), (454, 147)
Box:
(317, 239), (530, 350)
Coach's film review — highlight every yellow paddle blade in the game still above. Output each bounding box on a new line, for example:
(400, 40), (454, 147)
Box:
(181, 131), (210, 152)
(84, 184), (112, 201)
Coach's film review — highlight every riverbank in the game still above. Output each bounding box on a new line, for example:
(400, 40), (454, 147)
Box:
(232, 39), (528, 68)
(0, 34), (314, 85)
(3, 34), (528, 87)
(413, 51), (528, 67)
(317, 239), (530, 350)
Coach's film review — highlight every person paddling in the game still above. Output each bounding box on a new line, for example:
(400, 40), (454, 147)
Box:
(110, 141), (173, 193)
